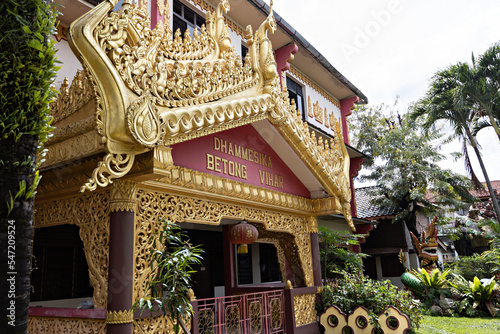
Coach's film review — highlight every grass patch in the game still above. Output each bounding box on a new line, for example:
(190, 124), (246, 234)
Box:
(416, 316), (500, 334)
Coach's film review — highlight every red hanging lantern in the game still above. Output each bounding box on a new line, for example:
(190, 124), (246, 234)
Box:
(229, 220), (258, 254)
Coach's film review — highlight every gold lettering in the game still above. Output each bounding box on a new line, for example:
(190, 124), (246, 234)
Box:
(214, 137), (220, 151)
(259, 170), (265, 185)
(207, 154), (214, 170)
(254, 151), (259, 164)
(228, 161), (235, 176)
(267, 173), (273, 187)
(235, 145), (241, 158)
(278, 176), (283, 189)
(242, 165), (247, 179)
(228, 142), (234, 156)
(220, 139), (227, 153)
(267, 156), (272, 168)
(242, 148), (248, 160)
(214, 156), (221, 172)
(222, 158), (228, 174)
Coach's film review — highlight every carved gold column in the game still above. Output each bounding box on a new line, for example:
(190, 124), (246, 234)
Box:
(307, 216), (322, 287)
(106, 180), (137, 334)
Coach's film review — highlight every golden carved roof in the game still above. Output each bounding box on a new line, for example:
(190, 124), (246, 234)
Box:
(59, 0), (354, 228)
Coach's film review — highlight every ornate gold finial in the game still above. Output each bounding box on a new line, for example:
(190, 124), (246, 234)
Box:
(105, 309), (134, 324)
(187, 288), (196, 301)
(285, 280), (293, 289)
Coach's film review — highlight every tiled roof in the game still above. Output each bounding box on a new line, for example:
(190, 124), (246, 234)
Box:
(469, 180), (500, 199)
(355, 186), (398, 219)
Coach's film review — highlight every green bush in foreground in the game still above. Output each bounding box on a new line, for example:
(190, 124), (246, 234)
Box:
(319, 268), (422, 331)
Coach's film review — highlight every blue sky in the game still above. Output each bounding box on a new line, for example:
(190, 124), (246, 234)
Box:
(266, 0), (500, 182)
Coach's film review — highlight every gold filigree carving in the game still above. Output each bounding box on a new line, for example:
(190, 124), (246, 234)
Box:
(106, 310), (134, 324)
(269, 88), (354, 229)
(225, 305), (240, 333)
(51, 70), (94, 124)
(127, 92), (165, 147)
(110, 180), (137, 212)
(47, 116), (96, 145)
(289, 66), (341, 109)
(133, 315), (179, 334)
(133, 189), (314, 302)
(34, 191), (110, 308)
(43, 131), (102, 168)
(148, 167), (319, 213)
(81, 153), (135, 192)
(294, 293), (317, 327)
(142, 166), (343, 215)
(250, 302), (263, 333)
(307, 216), (318, 234)
(270, 298), (282, 329)
(28, 316), (106, 333)
(157, 0), (165, 16)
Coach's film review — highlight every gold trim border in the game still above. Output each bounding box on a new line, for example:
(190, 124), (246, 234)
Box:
(106, 309), (134, 324)
(141, 166), (342, 216)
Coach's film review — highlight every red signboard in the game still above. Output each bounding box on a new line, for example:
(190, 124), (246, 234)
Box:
(171, 125), (310, 197)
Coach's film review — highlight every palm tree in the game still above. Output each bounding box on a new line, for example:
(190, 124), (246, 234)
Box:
(473, 43), (500, 138)
(0, 1), (57, 332)
(412, 63), (500, 221)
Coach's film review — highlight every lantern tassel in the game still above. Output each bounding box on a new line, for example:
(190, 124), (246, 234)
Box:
(237, 244), (248, 254)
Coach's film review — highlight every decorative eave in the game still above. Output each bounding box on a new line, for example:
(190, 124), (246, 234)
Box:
(64, 0), (354, 229)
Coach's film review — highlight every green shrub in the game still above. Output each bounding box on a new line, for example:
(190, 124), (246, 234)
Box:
(449, 274), (499, 317)
(445, 253), (500, 281)
(318, 227), (367, 279)
(411, 268), (452, 308)
(319, 268), (422, 331)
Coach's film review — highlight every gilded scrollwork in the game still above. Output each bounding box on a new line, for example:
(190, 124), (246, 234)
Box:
(34, 191), (110, 308)
(293, 293), (317, 327)
(133, 315), (178, 334)
(81, 153), (135, 192)
(28, 317), (106, 334)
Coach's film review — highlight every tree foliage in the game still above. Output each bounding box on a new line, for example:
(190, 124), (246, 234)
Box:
(136, 219), (203, 334)
(349, 103), (476, 236)
(411, 51), (500, 220)
(0, 1), (58, 332)
(318, 226), (367, 279)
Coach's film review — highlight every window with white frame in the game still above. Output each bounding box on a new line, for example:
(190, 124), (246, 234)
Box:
(173, 0), (205, 36)
(286, 76), (305, 120)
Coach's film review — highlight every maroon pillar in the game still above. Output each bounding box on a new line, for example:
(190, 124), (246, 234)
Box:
(310, 233), (322, 286)
(106, 181), (136, 334)
(223, 225), (236, 296)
